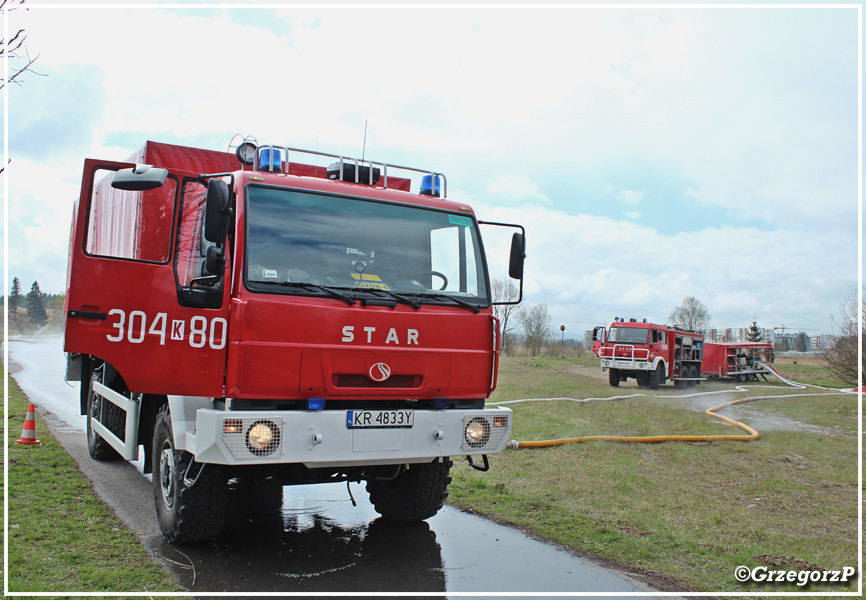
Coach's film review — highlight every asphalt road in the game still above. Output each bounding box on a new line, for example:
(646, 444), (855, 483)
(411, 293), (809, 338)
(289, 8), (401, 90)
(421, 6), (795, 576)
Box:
(7, 334), (660, 598)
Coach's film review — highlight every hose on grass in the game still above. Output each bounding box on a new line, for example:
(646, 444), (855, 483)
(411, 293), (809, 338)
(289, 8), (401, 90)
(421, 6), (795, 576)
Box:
(501, 361), (848, 450)
(506, 395), (759, 449)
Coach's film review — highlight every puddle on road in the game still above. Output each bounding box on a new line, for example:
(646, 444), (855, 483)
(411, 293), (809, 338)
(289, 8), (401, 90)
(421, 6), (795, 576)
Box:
(143, 481), (653, 595)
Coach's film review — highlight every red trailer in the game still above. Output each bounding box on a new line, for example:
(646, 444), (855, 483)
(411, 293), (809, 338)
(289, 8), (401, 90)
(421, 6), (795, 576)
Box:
(702, 341), (774, 381)
(64, 138), (526, 542)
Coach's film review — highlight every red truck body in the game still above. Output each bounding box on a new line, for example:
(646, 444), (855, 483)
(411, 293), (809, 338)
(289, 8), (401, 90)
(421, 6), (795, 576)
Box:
(701, 341), (774, 381)
(63, 139), (525, 543)
(595, 319), (704, 389)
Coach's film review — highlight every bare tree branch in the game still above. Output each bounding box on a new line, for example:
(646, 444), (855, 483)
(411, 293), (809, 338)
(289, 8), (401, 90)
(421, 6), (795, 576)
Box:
(0, 0), (43, 90)
(819, 285), (864, 387)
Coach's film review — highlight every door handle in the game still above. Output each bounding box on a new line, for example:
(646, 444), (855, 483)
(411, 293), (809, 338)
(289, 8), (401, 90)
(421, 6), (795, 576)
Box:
(67, 309), (107, 320)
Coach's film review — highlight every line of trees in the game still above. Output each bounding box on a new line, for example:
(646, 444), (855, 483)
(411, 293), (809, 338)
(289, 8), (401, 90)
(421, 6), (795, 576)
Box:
(492, 279), (570, 357)
(6, 276), (63, 330)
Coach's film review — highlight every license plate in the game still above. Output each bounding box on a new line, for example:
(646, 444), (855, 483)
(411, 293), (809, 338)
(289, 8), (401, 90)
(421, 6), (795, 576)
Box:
(347, 409), (414, 429)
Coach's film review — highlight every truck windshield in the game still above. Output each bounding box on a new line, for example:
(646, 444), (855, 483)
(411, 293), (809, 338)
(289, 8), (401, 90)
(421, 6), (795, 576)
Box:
(244, 186), (489, 305)
(607, 327), (648, 345)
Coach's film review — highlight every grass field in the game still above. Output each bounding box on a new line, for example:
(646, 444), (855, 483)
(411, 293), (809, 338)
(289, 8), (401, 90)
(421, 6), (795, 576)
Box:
(448, 355), (860, 594)
(5, 377), (184, 595)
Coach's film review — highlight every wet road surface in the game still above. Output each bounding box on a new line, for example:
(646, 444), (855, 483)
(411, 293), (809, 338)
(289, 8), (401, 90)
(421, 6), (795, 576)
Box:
(7, 335), (660, 596)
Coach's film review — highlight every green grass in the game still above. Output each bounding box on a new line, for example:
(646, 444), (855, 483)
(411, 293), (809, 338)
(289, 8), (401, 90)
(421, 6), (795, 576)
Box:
(5, 376), (185, 594)
(449, 356), (860, 594)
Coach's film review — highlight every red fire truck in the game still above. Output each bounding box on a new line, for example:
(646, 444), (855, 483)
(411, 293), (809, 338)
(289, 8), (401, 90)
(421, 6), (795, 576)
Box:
(701, 341), (774, 381)
(64, 139), (525, 543)
(594, 318), (704, 389)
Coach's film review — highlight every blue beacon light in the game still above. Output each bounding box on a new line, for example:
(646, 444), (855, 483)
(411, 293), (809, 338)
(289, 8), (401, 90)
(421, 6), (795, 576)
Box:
(258, 148), (282, 172)
(420, 174), (441, 197)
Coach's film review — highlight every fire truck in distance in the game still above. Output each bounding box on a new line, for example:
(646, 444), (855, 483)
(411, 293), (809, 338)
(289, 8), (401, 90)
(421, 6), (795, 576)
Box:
(594, 319), (775, 388)
(594, 318), (703, 389)
(64, 138), (526, 543)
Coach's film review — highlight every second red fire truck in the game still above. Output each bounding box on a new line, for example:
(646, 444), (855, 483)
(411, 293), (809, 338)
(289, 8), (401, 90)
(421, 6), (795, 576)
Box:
(594, 319), (774, 388)
(594, 318), (704, 389)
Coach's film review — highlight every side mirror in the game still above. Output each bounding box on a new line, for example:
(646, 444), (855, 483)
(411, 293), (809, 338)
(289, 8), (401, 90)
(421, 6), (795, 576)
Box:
(204, 244), (226, 277)
(111, 164), (168, 191)
(508, 232), (526, 280)
(204, 179), (230, 243)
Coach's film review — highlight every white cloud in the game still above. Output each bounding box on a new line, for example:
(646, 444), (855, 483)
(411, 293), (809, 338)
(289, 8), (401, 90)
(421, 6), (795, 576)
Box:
(486, 175), (551, 205)
(475, 202), (854, 333)
(618, 190), (644, 205)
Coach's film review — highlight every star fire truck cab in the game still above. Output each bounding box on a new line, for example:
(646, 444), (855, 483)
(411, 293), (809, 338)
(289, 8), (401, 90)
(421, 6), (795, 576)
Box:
(594, 318), (704, 389)
(63, 139), (526, 543)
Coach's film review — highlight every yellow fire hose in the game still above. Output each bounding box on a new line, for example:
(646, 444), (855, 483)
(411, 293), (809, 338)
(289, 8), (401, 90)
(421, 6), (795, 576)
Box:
(502, 362), (852, 450)
(506, 395), (759, 450)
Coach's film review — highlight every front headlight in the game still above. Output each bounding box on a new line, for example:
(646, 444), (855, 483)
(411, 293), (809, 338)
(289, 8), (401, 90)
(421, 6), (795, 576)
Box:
(464, 417), (491, 448)
(246, 420), (280, 456)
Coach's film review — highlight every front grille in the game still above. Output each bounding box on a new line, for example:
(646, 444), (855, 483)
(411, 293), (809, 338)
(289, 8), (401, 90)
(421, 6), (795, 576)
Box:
(332, 374), (422, 388)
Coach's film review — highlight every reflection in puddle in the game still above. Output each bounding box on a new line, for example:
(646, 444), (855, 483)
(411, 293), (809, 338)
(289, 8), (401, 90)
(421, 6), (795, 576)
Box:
(145, 484), (445, 593)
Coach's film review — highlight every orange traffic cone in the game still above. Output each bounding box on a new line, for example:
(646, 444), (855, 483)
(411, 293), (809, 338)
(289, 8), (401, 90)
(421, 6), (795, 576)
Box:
(15, 403), (41, 445)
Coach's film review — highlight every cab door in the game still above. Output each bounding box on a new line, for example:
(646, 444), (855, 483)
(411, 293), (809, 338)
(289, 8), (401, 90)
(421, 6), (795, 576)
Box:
(64, 159), (231, 397)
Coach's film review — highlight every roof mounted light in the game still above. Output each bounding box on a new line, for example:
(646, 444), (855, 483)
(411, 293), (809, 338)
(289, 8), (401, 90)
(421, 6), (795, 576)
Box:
(236, 142), (257, 166)
(420, 174), (441, 197)
(258, 147), (282, 173)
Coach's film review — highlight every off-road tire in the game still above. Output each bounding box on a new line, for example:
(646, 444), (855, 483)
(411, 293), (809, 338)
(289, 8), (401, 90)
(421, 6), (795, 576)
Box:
(86, 365), (123, 461)
(649, 363), (664, 390)
(152, 404), (228, 543)
(367, 458), (452, 522)
(608, 369), (621, 387)
(636, 373), (651, 387)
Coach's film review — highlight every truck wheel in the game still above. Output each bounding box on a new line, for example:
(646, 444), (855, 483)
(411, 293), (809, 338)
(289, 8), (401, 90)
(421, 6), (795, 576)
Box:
(608, 369), (621, 387)
(649, 364), (664, 390)
(367, 458), (452, 522)
(152, 404), (228, 543)
(86, 365), (122, 461)
(636, 373), (650, 387)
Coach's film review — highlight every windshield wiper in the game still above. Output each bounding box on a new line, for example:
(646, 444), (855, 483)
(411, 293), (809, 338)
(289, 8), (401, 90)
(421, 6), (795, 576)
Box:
(366, 289), (422, 310)
(414, 292), (481, 314)
(269, 281), (356, 306)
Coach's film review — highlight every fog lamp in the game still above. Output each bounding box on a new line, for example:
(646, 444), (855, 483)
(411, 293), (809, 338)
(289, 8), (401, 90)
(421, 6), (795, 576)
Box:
(464, 417), (490, 448)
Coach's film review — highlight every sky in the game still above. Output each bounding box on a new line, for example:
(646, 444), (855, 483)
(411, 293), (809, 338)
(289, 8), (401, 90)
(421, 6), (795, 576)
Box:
(3, 1), (861, 338)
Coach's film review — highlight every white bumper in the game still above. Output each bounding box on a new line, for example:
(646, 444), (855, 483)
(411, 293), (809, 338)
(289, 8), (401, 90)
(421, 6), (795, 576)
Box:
(601, 358), (654, 370)
(184, 407), (513, 468)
